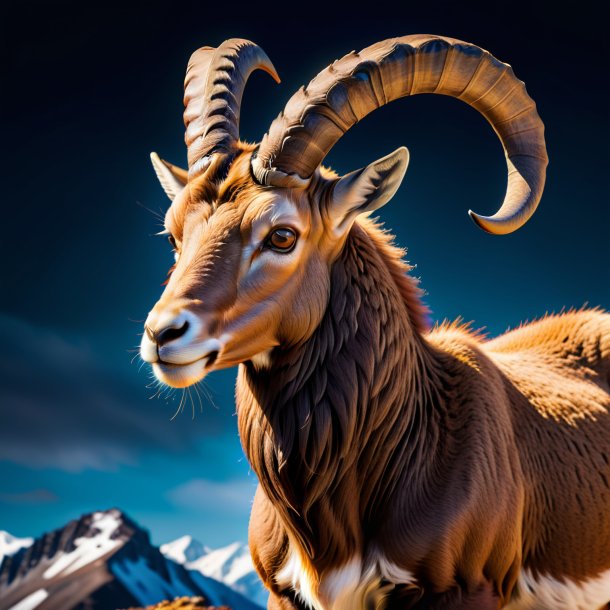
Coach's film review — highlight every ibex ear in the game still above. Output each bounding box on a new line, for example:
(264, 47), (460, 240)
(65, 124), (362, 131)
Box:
(150, 152), (188, 201)
(328, 147), (409, 234)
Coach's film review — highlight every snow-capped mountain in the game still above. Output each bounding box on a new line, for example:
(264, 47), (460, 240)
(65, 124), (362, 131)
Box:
(160, 539), (269, 609)
(0, 509), (263, 610)
(0, 532), (33, 564)
(160, 536), (209, 565)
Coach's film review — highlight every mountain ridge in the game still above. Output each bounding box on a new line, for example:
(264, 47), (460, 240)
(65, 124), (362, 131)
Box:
(159, 538), (268, 608)
(0, 509), (264, 610)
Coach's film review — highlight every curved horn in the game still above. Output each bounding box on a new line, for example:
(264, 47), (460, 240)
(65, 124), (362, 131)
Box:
(184, 38), (280, 178)
(252, 35), (548, 235)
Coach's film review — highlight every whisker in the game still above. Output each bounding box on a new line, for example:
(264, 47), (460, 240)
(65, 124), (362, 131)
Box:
(189, 387), (196, 420)
(136, 200), (165, 224)
(162, 384), (175, 402)
(147, 376), (165, 400)
(178, 388), (187, 415)
(192, 382), (205, 414)
(170, 389), (185, 421)
(200, 381), (219, 411)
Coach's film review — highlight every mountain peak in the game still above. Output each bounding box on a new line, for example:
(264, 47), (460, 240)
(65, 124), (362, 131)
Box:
(160, 535), (208, 564)
(0, 510), (263, 610)
(0, 531), (33, 562)
(163, 541), (268, 608)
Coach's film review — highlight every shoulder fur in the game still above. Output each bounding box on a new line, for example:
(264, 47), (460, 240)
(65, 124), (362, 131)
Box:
(485, 306), (610, 358)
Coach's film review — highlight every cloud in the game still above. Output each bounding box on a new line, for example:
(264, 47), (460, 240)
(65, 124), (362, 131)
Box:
(0, 489), (58, 504)
(0, 314), (237, 472)
(166, 478), (258, 515)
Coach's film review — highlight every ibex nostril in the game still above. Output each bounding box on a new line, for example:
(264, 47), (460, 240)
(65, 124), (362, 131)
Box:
(156, 320), (190, 346)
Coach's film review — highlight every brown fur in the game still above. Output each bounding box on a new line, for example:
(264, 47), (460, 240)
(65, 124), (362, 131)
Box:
(238, 222), (610, 607)
(144, 145), (610, 608)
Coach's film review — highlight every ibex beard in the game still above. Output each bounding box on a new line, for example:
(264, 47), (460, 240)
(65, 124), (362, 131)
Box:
(139, 37), (610, 610)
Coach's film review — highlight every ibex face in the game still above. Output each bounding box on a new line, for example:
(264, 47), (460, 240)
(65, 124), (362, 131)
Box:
(141, 144), (409, 388)
(141, 36), (547, 388)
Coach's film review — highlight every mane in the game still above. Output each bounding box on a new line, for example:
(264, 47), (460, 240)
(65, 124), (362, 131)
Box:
(237, 220), (442, 574)
(356, 215), (430, 334)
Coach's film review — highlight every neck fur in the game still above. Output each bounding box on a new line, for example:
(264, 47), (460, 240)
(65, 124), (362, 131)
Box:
(236, 220), (443, 572)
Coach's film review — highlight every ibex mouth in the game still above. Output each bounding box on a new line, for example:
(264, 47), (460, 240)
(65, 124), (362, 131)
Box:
(153, 350), (219, 388)
(204, 350), (219, 367)
(158, 349), (217, 368)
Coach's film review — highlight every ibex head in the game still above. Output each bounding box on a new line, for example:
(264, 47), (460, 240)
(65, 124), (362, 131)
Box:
(140, 36), (547, 388)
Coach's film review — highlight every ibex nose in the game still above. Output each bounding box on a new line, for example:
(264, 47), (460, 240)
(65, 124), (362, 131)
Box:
(141, 309), (201, 364)
(146, 319), (190, 346)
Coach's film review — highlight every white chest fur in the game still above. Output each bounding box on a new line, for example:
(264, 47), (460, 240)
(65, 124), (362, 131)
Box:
(275, 549), (416, 610)
(505, 568), (610, 610)
(277, 550), (610, 610)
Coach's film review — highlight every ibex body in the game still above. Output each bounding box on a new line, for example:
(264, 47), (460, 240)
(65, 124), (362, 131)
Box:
(140, 37), (610, 609)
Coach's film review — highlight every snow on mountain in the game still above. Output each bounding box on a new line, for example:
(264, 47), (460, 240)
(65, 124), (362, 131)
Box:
(0, 532), (33, 564)
(161, 539), (269, 608)
(190, 542), (244, 582)
(160, 535), (208, 565)
(6, 589), (48, 610)
(42, 511), (123, 580)
(0, 509), (263, 610)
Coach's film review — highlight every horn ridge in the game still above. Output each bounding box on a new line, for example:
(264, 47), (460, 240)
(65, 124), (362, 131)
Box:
(184, 38), (280, 178)
(253, 35), (548, 234)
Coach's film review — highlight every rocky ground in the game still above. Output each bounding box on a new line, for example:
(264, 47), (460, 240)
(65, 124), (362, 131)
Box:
(125, 596), (230, 609)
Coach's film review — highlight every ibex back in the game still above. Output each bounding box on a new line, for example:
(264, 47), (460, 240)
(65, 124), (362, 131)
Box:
(140, 36), (610, 609)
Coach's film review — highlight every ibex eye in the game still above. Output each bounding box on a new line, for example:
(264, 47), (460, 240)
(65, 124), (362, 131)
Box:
(266, 228), (297, 253)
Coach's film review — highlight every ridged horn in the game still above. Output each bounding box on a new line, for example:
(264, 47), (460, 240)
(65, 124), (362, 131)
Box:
(252, 35), (548, 235)
(184, 38), (280, 178)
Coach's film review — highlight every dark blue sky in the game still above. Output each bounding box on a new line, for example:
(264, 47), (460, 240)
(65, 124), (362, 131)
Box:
(1, 1), (608, 547)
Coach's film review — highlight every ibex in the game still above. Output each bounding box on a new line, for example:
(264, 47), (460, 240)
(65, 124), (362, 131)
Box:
(140, 36), (610, 609)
